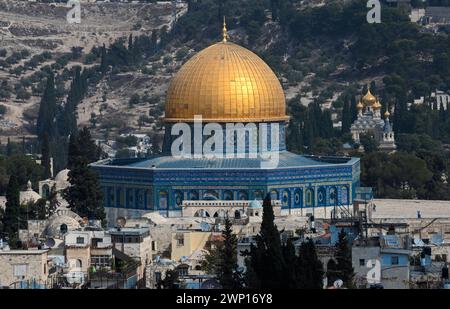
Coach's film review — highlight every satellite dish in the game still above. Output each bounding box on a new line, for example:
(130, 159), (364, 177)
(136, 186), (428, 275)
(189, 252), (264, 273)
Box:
(333, 279), (344, 289)
(116, 217), (127, 228)
(45, 238), (56, 248)
(82, 217), (89, 226)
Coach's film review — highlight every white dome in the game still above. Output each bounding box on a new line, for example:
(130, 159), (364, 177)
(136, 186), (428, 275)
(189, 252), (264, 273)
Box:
(20, 180), (41, 205)
(44, 215), (81, 238)
(54, 169), (70, 190)
(249, 200), (262, 209)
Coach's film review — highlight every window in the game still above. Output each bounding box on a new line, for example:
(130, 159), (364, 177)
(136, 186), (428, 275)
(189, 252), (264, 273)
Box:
(91, 255), (110, 267)
(155, 272), (162, 283)
(178, 266), (189, 276)
(177, 237), (184, 246)
(359, 259), (365, 266)
(91, 238), (103, 247)
(152, 241), (157, 251)
(14, 264), (27, 278)
(76, 237), (84, 244)
(391, 256), (399, 265)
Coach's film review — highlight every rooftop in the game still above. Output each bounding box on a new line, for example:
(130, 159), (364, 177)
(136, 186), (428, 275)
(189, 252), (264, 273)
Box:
(93, 151), (357, 170)
(0, 249), (48, 255)
(371, 199), (450, 219)
(108, 227), (150, 236)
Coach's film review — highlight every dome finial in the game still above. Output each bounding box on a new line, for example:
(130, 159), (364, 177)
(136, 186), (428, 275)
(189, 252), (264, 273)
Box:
(384, 106), (391, 118)
(222, 16), (228, 42)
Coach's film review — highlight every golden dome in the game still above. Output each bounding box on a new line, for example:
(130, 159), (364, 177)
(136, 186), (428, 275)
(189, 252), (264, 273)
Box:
(356, 101), (364, 110)
(384, 110), (390, 118)
(373, 100), (382, 110)
(165, 41), (287, 123)
(362, 88), (377, 106)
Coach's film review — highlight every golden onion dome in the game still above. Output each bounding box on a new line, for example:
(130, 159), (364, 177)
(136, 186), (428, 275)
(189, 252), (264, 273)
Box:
(165, 41), (287, 123)
(356, 101), (364, 110)
(362, 88), (377, 106)
(384, 110), (391, 118)
(373, 100), (382, 110)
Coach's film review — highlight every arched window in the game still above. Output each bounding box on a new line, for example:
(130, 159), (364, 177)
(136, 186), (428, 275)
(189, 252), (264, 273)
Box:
(159, 191), (168, 209)
(42, 184), (50, 199)
(174, 191), (183, 208)
(282, 190), (290, 209)
(116, 188), (123, 207)
(204, 190), (219, 199)
(306, 188), (314, 207)
(294, 189), (302, 208)
(223, 190), (233, 200)
(341, 186), (349, 205)
(127, 189), (134, 208)
(238, 190), (248, 200)
(330, 187), (337, 206)
(194, 209), (210, 217)
(270, 190), (279, 201)
(318, 187), (326, 206)
(189, 190), (199, 200)
(253, 190), (264, 200)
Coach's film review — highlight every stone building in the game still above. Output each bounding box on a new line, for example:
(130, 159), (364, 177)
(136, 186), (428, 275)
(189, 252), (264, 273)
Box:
(352, 235), (412, 289)
(109, 227), (153, 281)
(0, 249), (49, 288)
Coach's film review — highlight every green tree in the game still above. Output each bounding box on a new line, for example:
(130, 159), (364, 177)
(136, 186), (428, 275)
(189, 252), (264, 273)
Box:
(326, 258), (339, 287)
(36, 72), (57, 142)
(63, 159), (105, 226)
(246, 194), (286, 288)
(157, 269), (181, 289)
(202, 216), (243, 289)
(67, 127), (101, 169)
(129, 94), (140, 107)
(335, 230), (354, 288)
(359, 132), (379, 153)
(297, 239), (324, 289)
(41, 133), (52, 179)
(281, 239), (298, 288)
(2, 175), (21, 247)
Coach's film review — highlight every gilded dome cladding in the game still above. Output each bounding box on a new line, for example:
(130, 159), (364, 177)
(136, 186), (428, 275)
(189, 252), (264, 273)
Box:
(165, 42), (287, 123)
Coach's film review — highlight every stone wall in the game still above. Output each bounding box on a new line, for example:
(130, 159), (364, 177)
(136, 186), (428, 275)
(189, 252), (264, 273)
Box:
(0, 250), (48, 287)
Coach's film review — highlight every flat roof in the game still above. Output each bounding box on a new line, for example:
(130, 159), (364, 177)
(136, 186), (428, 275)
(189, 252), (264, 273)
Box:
(108, 227), (150, 236)
(0, 249), (48, 255)
(371, 199), (450, 219)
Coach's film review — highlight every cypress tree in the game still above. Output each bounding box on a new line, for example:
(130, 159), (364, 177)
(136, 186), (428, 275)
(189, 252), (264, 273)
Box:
(100, 43), (107, 74)
(335, 229), (355, 288)
(150, 31), (158, 54)
(341, 98), (351, 134)
(37, 72), (57, 142)
(350, 96), (357, 122)
(63, 158), (105, 226)
(41, 133), (52, 179)
(22, 136), (26, 154)
(326, 258), (339, 287)
(202, 216), (243, 288)
(3, 175), (21, 246)
(297, 239), (324, 289)
(6, 137), (12, 156)
(67, 127), (101, 169)
(218, 217), (243, 289)
(247, 194), (286, 288)
(282, 239), (298, 288)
